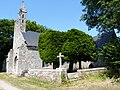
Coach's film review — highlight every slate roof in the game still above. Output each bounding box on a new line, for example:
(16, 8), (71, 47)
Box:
(93, 30), (116, 48)
(22, 30), (115, 48)
(22, 31), (40, 47)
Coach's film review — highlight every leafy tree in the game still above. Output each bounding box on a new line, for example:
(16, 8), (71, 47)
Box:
(62, 29), (96, 71)
(100, 37), (120, 78)
(0, 19), (46, 71)
(38, 30), (65, 68)
(26, 20), (47, 33)
(81, 0), (120, 32)
(38, 29), (96, 70)
(80, 0), (120, 77)
(0, 19), (14, 71)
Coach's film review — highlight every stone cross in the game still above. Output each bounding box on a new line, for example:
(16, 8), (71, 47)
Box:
(57, 52), (64, 68)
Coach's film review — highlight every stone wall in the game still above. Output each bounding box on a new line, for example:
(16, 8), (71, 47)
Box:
(26, 68), (67, 83)
(25, 48), (42, 69)
(16, 45), (42, 76)
(62, 62), (79, 70)
(11, 21), (26, 75)
(81, 61), (92, 69)
(61, 60), (105, 70)
(68, 67), (106, 80)
(59, 61), (92, 70)
(25, 67), (105, 83)
(6, 49), (13, 73)
(77, 67), (106, 75)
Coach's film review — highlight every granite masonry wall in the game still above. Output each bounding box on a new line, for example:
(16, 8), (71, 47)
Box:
(26, 67), (105, 83)
(68, 67), (106, 80)
(26, 68), (67, 83)
(15, 45), (42, 76)
(6, 49), (13, 73)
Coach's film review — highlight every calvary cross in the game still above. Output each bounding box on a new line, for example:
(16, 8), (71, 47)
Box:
(57, 52), (64, 68)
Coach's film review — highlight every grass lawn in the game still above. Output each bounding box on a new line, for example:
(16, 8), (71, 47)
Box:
(0, 72), (120, 90)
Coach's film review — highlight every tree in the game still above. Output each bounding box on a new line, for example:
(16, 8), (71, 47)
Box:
(100, 37), (120, 78)
(38, 30), (65, 68)
(0, 19), (46, 71)
(81, 0), (120, 32)
(81, 0), (120, 77)
(0, 19), (14, 71)
(26, 20), (47, 33)
(38, 29), (96, 70)
(62, 29), (96, 71)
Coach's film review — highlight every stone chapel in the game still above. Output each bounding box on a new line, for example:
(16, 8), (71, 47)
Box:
(6, 1), (42, 76)
(6, 1), (117, 76)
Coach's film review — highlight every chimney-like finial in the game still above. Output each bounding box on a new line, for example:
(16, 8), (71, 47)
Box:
(20, 0), (27, 12)
(21, 0), (25, 8)
(22, 0), (24, 3)
(18, 0), (27, 32)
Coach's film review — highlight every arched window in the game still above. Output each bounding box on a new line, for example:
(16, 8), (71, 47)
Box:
(14, 56), (17, 68)
(22, 20), (24, 23)
(22, 14), (24, 18)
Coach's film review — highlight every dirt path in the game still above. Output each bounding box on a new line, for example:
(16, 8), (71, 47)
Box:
(0, 80), (20, 90)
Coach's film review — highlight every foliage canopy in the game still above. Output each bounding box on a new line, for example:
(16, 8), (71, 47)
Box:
(100, 37), (120, 78)
(81, 0), (120, 32)
(62, 29), (96, 62)
(38, 30), (65, 63)
(0, 19), (14, 70)
(38, 29), (96, 68)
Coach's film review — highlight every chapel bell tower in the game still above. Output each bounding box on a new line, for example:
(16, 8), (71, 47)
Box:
(18, 0), (27, 32)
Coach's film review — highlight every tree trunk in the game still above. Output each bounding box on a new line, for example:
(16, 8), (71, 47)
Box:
(53, 61), (59, 69)
(69, 61), (73, 72)
(0, 61), (3, 71)
(79, 60), (82, 69)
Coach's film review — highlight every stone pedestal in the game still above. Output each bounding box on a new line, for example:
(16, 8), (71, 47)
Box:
(56, 68), (67, 83)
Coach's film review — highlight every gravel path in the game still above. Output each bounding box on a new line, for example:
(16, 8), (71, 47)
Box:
(0, 80), (20, 90)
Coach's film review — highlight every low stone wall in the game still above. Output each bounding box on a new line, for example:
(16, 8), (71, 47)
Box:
(68, 67), (106, 80)
(77, 67), (106, 75)
(26, 67), (106, 83)
(26, 68), (67, 83)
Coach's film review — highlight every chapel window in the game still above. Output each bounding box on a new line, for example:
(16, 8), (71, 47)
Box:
(22, 14), (24, 18)
(22, 20), (24, 23)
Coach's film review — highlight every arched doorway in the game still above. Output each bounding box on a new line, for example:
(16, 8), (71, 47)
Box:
(14, 56), (18, 73)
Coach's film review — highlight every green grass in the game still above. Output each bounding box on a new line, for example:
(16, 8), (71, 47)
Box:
(0, 72), (120, 90)
(62, 72), (109, 87)
(83, 72), (109, 81)
(61, 72), (120, 90)
(0, 73), (61, 90)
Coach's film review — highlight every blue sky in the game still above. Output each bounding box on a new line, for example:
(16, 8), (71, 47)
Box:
(0, 0), (98, 36)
